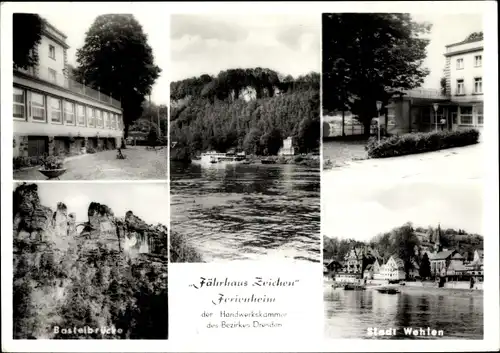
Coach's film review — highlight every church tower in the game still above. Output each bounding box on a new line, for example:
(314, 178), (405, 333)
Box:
(434, 223), (443, 253)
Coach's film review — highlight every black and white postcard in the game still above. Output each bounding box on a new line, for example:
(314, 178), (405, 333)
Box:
(1, 1), (498, 353)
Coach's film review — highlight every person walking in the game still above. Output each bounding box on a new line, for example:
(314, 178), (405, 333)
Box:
(440, 117), (446, 131)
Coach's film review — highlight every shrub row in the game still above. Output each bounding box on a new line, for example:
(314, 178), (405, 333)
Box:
(366, 129), (480, 158)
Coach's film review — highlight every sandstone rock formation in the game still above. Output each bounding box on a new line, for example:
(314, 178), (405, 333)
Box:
(13, 183), (168, 257)
(13, 183), (169, 339)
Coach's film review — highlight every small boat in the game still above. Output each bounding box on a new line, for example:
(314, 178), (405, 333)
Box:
(376, 287), (400, 294)
(344, 284), (366, 291)
(261, 159), (276, 164)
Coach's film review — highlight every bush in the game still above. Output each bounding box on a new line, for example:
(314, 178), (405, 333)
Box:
(40, 155), (64, 170)
(169, 231), (203, 263)
(294, 155), (304, 163)
(86, 147), (96, 154)
(13, 157), (32, 170)
(366, 129), (480, 158)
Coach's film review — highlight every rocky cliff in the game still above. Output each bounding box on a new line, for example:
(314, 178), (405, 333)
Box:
(13, 183), (168, 258)
(13, 183), (169, 339)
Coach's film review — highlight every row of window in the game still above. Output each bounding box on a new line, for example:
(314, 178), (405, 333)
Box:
(456, 55), (482, 70)
(13, 87), (123, 130)
(456, 77), (482, 95)
(420, 105), (483, 126)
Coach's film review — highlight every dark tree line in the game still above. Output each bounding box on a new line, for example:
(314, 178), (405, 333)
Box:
(170, 69), (320, 160)
(13, 13), (43, 70)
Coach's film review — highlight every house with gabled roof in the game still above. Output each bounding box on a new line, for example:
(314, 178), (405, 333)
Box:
(430, 249), (458, 277)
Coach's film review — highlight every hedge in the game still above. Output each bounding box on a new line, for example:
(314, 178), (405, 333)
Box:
(366, 129), (480, 158)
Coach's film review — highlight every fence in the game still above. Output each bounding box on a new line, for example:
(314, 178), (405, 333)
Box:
(16, 65), (122, 109)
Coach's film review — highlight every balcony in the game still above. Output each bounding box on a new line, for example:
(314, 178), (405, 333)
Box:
(401, 88), (449, 100)
(15, 65), (122, 109)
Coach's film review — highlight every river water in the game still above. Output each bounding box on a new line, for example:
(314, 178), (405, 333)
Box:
(170, 162), (320, 262)
(324, 285), (483, 339)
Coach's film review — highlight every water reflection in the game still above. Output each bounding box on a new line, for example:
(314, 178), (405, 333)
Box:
(171, 162), (320, 262)
(324, 286), (483, 339)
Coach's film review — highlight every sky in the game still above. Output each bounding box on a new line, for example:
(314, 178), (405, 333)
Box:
(411, 13), (484, 89)
(170, 14), (320, 82)
(40, 12), (169, 104)
(32, 183), (169, 225)
(323, 181), (483, 242)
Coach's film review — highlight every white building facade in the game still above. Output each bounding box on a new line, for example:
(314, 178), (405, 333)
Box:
(444, 35), (484, 130)
(13, 19), (124, 159)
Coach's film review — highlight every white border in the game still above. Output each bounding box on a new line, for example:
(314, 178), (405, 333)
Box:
(2, 1), (499, 352)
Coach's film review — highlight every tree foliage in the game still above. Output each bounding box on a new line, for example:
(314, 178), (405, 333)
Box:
(419, 252), (431, 279)
(74, 14), (161, 138)
(13, 13), (43, 69)
(14, 237), (169, 339)
(170, 69), (320, 159)
(322, 13), (432, 134)
(440, 76), (447, 96)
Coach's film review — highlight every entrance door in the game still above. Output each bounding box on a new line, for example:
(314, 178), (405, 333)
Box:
(27, 137), (48, 157)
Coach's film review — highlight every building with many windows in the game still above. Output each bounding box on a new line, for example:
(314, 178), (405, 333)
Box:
(385, 32), (484, 135)
(444, 34), (484, 128)
(13, 18), (124, 158)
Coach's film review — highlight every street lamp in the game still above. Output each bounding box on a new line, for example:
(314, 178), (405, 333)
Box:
(433, 103), (439, 131)
(376, 101), (382, 141)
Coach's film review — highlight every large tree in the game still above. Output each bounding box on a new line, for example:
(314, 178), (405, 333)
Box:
(75, 14), (161, 138)
(390, 222), (420, 279)
(419, 252), (431, 279)
(322, 13), (431, 135)
(13, 13), (43, 69)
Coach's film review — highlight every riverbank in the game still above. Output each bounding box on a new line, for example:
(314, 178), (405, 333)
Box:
(245, 154), (320, 167)
(324, 278), (483, 294)
(173, 153), (320, 168)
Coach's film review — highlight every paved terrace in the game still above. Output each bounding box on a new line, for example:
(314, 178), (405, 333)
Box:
(14, 146), (167, 180)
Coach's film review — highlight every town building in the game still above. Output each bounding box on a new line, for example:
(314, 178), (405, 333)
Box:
(378, 256), (406, 281)
(385, 32), (484, 135)
(429, 249), (459, 277)
(13, 18), (124, 159)
(278, 136), (295, 156)
(343, 248), (363, 274)
(334, 272), (361, 284)
(445, 253), (468, 280)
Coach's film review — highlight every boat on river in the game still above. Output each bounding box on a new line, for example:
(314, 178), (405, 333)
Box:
(376, 287), (401, 294)
(344, 284), (366, 291)
(261, 158), (276, 164)
(196, 151), (246, 164)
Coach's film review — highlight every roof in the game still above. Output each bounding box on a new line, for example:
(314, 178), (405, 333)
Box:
(446, 32), (483, 48)
(432, 250), (456, 261)
(452, 253), (464, 259)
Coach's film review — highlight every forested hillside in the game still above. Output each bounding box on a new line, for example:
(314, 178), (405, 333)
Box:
(170, 68), (320, 160)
